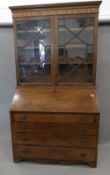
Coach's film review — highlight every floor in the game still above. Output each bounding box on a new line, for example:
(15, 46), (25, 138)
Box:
(0, 106), (110, 175)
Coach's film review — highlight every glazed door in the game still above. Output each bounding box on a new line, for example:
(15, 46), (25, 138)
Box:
(57, 16), (95, 84)
(16, 17), (52, 84)
(15, 15), (96, 85)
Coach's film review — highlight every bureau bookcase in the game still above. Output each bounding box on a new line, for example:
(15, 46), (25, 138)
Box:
(10, 1), (101, 167)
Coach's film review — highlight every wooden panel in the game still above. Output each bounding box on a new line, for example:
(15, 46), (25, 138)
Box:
(13, 113), (98, 123)
(10, 86), (100, 113)
(12, 122), (98, 135)
(14, 145), (96, 162)
(13, 133), (97, 148)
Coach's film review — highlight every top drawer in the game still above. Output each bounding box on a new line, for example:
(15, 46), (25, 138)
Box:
(12, 113), (98, 123)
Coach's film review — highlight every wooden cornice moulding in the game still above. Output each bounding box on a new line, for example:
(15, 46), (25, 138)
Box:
(11, 8), (99, 18)
(10, 1), (102, 18)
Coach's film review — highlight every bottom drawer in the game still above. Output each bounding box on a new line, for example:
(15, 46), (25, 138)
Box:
(14, 145), (96, 163)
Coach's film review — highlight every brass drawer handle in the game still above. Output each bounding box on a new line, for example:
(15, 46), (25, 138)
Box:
(21, 149), (29, 154)
(81, 127), (87, 132)
(81, 117), (88, 123)
(21, 135), (28, 141)
(21, 116), (27, 121)
(21, 123), (27, 129)
(80, 153), (86, 158)
(80, 138), (86, 144)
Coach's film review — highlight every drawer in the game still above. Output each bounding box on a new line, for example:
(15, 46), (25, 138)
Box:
(14, 145), (96, 162)
(13, 133), (97, 148)
(12, 122), (98, 135)
(13, 113), (98, 124)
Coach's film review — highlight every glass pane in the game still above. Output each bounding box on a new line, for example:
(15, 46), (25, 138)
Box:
(17, 18), (51, 83)
(58, 17), (94, 83)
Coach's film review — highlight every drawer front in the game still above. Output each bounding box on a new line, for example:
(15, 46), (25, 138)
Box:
(13, 133), (97, 148)
(13, 113), (98, 124)
(14, 145), (96, 162)
(12, 122), (98, 135)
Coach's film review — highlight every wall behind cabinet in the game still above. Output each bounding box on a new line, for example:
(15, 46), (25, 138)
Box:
(97, 24), (110, 144)
(0, 27), (16, 137)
